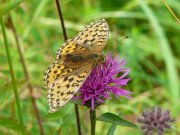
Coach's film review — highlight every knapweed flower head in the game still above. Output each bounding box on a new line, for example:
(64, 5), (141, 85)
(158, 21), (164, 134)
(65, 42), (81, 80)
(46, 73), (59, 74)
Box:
(77, 54), (131, 110)
(137, 107), (175, 135)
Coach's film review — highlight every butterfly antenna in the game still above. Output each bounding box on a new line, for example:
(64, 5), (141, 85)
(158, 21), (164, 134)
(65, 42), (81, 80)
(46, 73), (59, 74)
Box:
(121, 35), (128, 42)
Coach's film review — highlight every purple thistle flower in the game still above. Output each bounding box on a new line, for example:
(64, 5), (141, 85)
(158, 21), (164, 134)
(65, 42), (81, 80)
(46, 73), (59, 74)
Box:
(137, 107), (175, 135)
(76, 54), (131, 110)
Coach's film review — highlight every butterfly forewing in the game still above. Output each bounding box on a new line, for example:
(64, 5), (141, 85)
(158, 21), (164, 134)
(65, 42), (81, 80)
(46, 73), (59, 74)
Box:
(75, 19), (109, 52)
(56, 39), (91, 60)
(56, 19), (109, 59)
(44, 19), (109, 112)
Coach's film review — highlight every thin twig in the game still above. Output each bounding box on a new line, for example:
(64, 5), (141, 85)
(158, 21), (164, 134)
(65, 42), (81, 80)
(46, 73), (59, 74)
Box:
(8, 16), (44, 135)
(0, 16), (26, 135)
(55, 1), (82, 135)
(162, 0), (180, 24)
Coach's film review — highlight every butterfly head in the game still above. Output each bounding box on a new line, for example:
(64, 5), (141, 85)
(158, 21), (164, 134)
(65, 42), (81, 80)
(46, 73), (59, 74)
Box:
(91, 53), (105, 67)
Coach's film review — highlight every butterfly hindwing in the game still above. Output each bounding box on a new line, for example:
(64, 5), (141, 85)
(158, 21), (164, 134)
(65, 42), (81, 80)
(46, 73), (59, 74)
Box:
(43, 61), (74, 87)
(47, 64), (93, 112)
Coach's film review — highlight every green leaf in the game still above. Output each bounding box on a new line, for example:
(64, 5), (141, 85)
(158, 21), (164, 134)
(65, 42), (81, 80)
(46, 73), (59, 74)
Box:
(97, 112), (137, 128)
(107, 124), (117, 135)
(0, 117), (20, 132)
(0, 0), (24, 16)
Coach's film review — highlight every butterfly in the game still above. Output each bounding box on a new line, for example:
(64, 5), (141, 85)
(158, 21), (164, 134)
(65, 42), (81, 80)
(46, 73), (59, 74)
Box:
(43, 19), (109, 113)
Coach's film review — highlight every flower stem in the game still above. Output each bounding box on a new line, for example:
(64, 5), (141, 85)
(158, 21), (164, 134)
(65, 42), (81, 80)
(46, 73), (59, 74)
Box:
(75, 105), (82, 135)
(54, 1), (82, 135)
(0, 16), (26, 135)
(55, 0), (68, 41)
(89, 109), (96, 135)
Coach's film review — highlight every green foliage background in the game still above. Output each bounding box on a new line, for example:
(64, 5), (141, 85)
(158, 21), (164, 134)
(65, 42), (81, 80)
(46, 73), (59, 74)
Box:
(0, 0), (179, 134)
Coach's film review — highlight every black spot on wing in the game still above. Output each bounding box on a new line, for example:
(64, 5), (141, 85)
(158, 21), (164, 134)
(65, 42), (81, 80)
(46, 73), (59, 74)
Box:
(66, 84), (70, 89)
(60, 92), (64, 96)
(64, 76), (68, 81)
(69, 77), (74, 82)
(66, 91), (74, 95)
(72, 83), (79, 87)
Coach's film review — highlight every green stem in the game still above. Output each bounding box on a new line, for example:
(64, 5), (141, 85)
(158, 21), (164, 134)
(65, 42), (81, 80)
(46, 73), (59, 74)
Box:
(0, 16), (26, 135)
(89, 109), (96, 135)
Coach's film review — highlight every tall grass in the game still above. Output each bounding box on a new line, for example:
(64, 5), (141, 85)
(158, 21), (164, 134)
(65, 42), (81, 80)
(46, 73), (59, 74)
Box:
(0, 16), (26, 135)
(138, 0), (179, 112)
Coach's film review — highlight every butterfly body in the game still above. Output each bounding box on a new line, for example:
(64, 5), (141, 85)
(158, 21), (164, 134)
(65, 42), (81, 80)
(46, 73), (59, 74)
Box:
(64, 53), (103, 63)
(44, 19), (109, 113)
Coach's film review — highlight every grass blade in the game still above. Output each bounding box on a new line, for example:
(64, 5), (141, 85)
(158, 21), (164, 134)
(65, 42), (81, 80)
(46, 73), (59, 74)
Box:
(0, 0), (24, 16)
(0, 16), (26, 135)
